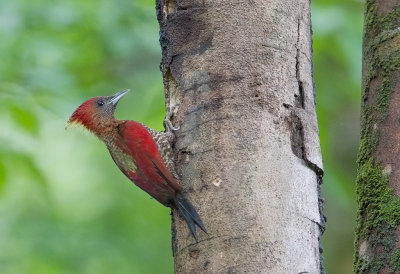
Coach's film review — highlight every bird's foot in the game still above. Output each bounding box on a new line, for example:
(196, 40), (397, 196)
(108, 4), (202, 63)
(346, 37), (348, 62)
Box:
(164, 104), (180, 132)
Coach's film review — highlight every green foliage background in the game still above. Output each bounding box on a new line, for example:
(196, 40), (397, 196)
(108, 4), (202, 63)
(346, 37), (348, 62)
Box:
(0, 0), (362, 273)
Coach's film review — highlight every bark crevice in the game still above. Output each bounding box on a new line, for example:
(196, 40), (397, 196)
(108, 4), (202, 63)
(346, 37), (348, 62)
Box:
(288, 109), (324, 177)
(295, 18), (305, 109)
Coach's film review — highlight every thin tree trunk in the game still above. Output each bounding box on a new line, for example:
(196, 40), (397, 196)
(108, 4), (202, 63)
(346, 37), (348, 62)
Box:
(156, 1), (324, 272)
(354, 1), (400, 273)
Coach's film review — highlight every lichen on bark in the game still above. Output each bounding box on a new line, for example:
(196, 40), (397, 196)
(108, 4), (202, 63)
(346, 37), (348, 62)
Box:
(354, 1), (400, 272)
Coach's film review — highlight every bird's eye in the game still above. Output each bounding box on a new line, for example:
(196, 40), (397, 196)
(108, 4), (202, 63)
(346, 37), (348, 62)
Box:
(97, 99), (104, 107)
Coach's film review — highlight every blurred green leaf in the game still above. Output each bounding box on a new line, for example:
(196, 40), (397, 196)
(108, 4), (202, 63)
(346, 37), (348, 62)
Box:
(312, 1), (363, 273)
(10, 104), (39, 135)
(0, 160), (5, 194)
(0, 0), (173, 273)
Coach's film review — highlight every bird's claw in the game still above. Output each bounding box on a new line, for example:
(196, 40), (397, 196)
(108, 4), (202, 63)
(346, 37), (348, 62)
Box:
(164, 104), (180, 132)
(164, 119), (180, 131)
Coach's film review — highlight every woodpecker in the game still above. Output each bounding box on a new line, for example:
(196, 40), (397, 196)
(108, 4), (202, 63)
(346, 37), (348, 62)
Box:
(67, 89), (206, 241)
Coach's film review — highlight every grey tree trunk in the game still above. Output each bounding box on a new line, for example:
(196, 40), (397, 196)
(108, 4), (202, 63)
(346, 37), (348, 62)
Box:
(354, 1), (400, 273)
(156, 0), (324, 273)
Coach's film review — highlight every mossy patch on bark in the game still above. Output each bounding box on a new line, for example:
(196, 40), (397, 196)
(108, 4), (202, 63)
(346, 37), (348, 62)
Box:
(391, 248), (400, 272)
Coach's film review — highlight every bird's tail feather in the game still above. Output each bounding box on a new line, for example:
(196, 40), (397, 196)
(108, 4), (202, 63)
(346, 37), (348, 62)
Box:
(176, 194), (206, 242)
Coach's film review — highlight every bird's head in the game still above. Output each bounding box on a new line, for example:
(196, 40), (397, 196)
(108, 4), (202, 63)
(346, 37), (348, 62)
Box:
(67, 89), (129, 134)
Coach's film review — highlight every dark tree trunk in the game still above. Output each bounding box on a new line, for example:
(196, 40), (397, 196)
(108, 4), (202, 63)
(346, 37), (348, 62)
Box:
(354, 1), (400, 273)
(156, 0), (324, 272)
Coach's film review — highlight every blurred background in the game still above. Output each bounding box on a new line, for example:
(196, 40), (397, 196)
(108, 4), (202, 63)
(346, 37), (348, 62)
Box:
(0, 0), (362, 273)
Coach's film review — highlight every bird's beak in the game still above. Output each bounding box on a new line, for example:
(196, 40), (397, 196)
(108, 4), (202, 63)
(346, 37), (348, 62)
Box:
(110, 89), (130, 105)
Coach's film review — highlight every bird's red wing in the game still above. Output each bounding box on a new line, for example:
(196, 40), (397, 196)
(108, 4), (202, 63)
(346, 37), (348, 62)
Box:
(119, 121), (182, 205)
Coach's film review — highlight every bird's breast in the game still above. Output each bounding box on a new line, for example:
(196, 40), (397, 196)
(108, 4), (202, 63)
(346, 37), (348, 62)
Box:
(105, 140), (137, 173)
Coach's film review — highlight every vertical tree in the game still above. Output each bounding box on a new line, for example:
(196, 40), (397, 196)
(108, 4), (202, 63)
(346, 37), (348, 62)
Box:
(156, 0), (324, 272)
(354, 1), (400, 273)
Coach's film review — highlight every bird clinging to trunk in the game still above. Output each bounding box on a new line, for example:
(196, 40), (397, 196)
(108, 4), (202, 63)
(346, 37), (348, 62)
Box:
(67, 89), (206, 241)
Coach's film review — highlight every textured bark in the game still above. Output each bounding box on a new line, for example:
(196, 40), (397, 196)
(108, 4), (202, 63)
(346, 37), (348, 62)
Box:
(156, 1), (324, 273)
(354, 1), (400, 273)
